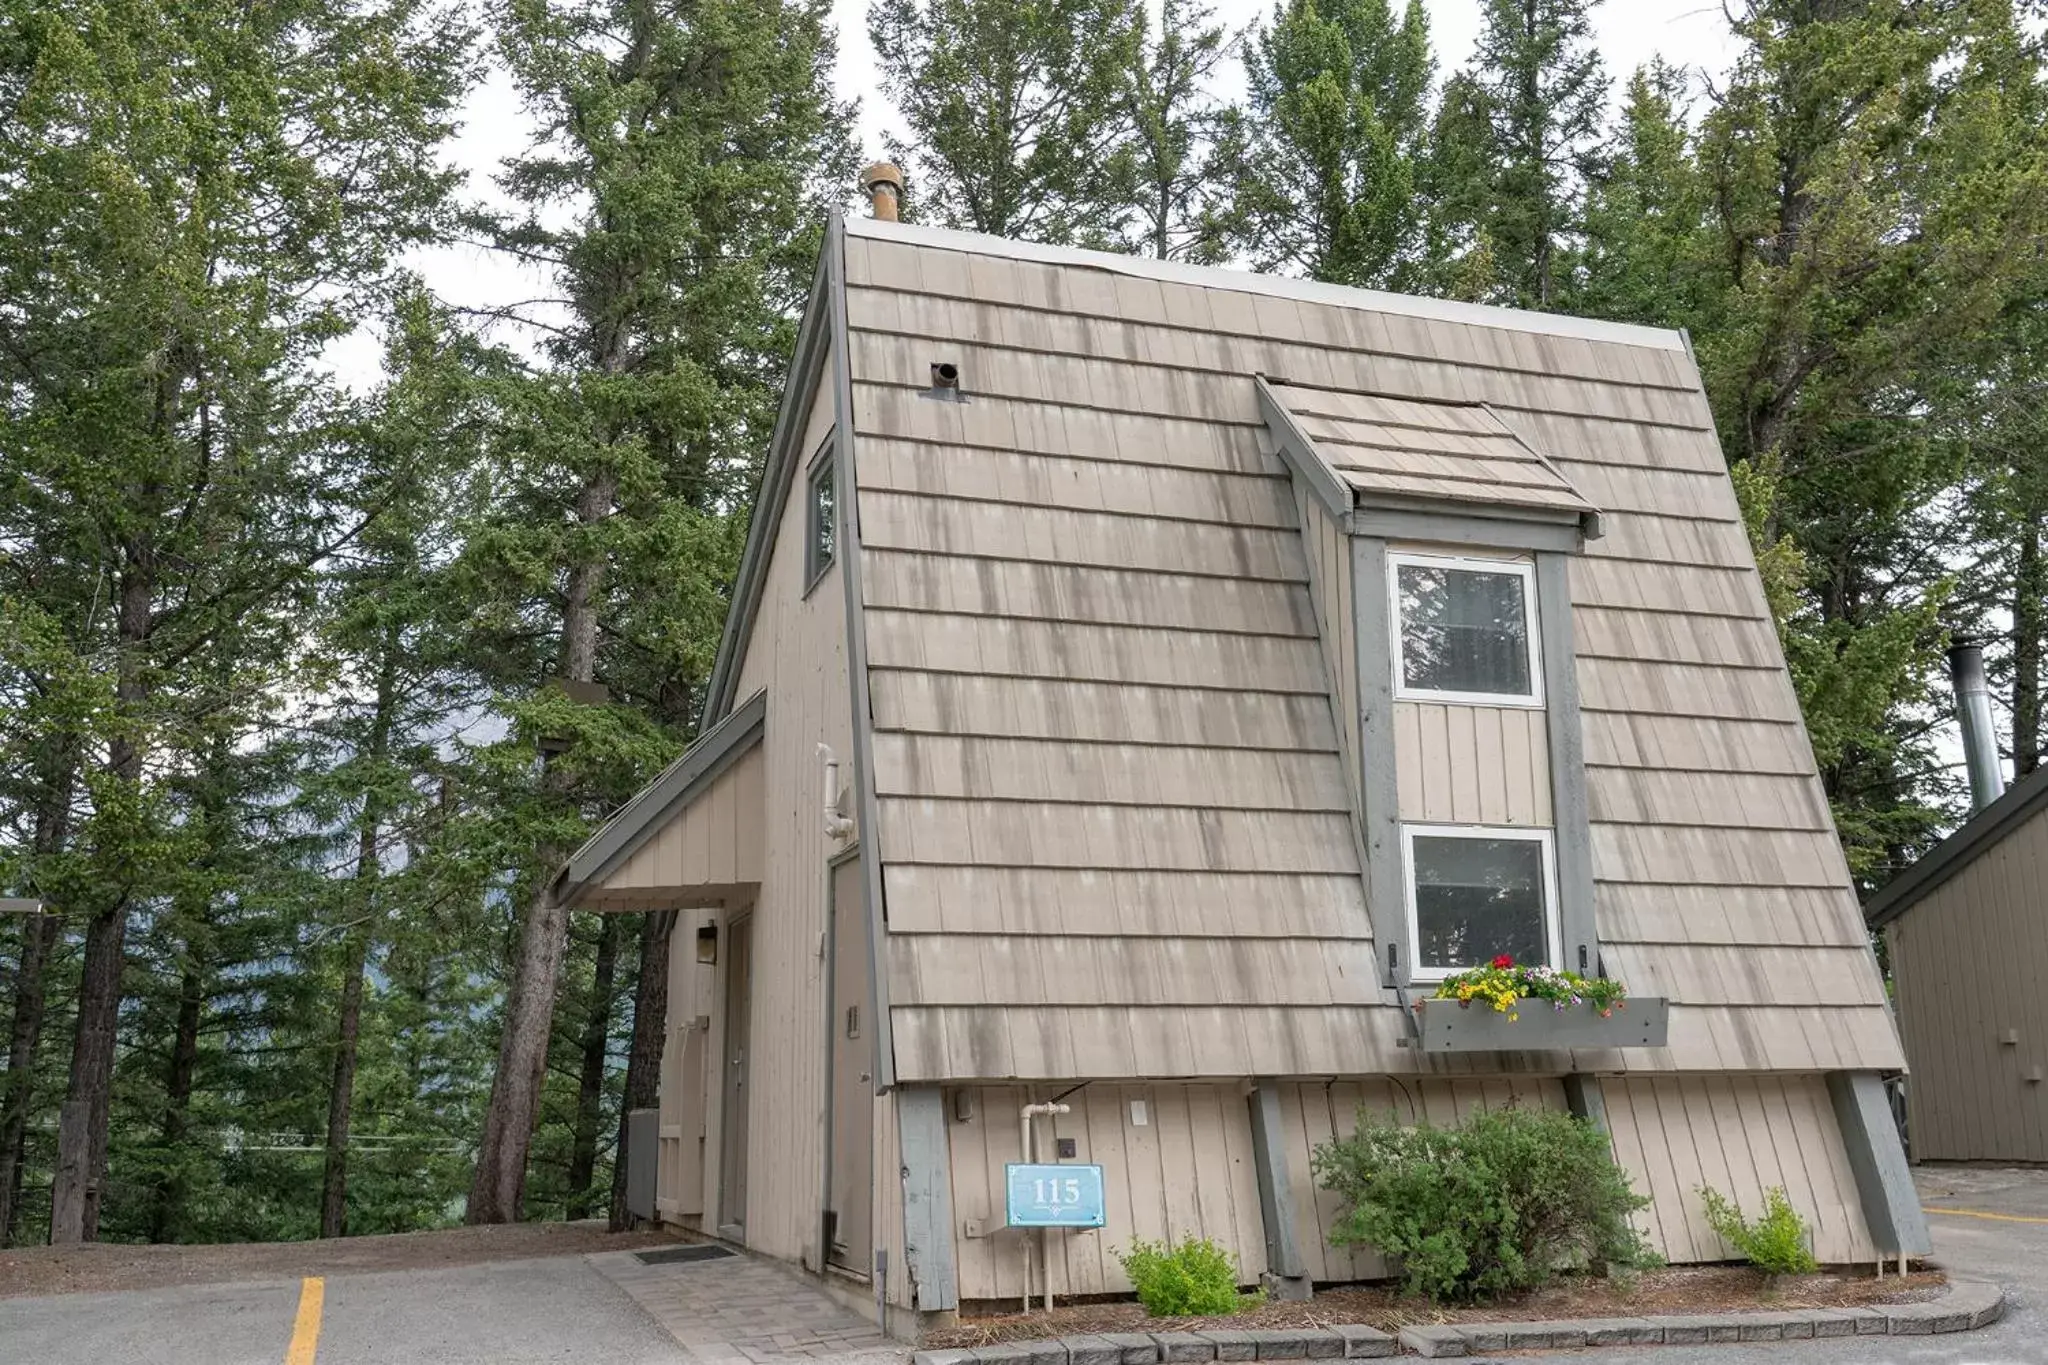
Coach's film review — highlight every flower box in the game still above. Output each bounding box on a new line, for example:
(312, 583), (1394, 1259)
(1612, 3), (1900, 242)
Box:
(1415, 995), (1671, 1053)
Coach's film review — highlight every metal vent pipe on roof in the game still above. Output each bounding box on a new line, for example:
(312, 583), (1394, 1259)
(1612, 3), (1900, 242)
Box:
(1950, 640), (2006, 811)
(859, 162), (903, 221)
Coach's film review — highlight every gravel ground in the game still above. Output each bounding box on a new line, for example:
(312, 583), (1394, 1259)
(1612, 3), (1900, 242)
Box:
(0, 1219), (676, 1300)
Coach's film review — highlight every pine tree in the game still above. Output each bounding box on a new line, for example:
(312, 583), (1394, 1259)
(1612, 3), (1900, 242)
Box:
(1429, 0), (1607, 308)
(1568, 61), (1709, 327)
(1695, 0), (2048, 874)
(1124, 0), (1240, 261)
(461, 0), (850, 1224)
(1235, 0), (1434, 286)
(871, 0), (1144, 243)
(0, 0), (469, 1242)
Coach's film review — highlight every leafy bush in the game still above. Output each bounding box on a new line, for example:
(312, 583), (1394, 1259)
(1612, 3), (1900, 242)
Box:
(1116, 1235), (1245, 1316)
(1698, 1186), (1818, 1275)
(1312, 1106), (1652, 1303)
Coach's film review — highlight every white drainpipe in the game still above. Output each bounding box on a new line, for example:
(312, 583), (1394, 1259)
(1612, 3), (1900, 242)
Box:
(1019, 1102), (1070, 1313)
(817, 744), (856, 840)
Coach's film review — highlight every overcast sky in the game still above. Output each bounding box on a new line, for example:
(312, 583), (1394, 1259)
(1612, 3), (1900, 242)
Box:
(327, 0), (1744, 387)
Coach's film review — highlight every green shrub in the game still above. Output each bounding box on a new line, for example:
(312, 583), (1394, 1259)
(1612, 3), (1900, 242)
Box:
(1311, 1106), (1652, 1303)
(1698, 1186), (1818, 1275)
(1116, 1235), (1244, 1316)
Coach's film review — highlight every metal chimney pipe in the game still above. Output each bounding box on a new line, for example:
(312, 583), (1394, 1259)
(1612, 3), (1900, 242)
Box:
(859, 162), (903, 222)
(1950, 641), (2007, 811)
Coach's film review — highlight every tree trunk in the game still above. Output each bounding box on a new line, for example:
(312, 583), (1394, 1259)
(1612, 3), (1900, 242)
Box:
(147, 968), (203, 1244)
(320, 915), (371, 1239)
(0, 755), (74, 1246)
(469, 467), (618, 1225)
(52, 561), (152, 1244)
(566, 913), (621, 1217)
(610, 910), (674, 1230)
(2015, 511), (2043, 777)
(322, 635), (398, 1238)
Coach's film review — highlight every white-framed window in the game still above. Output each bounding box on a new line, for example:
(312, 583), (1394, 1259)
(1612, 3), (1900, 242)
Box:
(1389, 550), (1542, 705)
(1401, 823), (1559, 979)
(805, 444), (837, 587)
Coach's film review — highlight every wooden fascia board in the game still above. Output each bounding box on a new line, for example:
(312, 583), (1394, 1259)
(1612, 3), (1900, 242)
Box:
(700, 240), (837, 729)
(1256, 374), (1353, 522)
(827, 210), (898, 1092)
(556, 689), (768, 903)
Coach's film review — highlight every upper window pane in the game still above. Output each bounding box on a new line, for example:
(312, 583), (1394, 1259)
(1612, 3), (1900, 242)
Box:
(1394, 555), (1536, 701)
(1409, 831), (1551, 972)
(807, 452), (836, 582)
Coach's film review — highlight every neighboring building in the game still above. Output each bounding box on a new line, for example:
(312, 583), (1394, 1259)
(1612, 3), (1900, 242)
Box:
(557, 185), (1925, 1331)
(1866, 654), (2044, 1162)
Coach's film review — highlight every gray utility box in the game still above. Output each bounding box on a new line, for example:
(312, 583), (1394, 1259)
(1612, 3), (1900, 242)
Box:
(1416, 996), (1670, 1052)
(625, 1108), (658, 1223)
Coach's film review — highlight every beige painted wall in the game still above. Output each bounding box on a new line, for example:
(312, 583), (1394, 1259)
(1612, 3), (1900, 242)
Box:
(1887, 799), (2048, 1161)
(650, 376), (860, 1269)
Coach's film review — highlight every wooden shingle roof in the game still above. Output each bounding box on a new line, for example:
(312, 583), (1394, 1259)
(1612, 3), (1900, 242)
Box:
(839, 218), (1900, 1081)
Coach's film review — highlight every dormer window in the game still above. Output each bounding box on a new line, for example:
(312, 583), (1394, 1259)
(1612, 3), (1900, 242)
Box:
(1390, 550), (1541, 705)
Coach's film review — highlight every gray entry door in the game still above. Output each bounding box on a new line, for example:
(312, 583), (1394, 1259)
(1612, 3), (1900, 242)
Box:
(719, 912), (752, 1236)
(828, 857), (873, 1270)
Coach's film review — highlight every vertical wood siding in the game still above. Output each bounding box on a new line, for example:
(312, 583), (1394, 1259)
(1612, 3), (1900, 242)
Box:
(658, 918), (716, 1219)
(946, 1083), (1267, 1302)
(1393, 702), (1552, 826)
(1888, 800), (2048, 1161)
(1602, 1074), (1877, 1264)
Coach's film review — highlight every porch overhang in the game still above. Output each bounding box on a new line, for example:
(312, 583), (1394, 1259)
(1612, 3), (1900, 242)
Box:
(556, 690), (767, 911)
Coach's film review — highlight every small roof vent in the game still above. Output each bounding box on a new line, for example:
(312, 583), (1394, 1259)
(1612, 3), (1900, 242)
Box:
(923, 360), (967, 403)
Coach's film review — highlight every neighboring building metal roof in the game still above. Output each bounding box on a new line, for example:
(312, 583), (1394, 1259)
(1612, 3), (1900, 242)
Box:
(1865, 763), (2048, 929)
(557, 688), (767, 900)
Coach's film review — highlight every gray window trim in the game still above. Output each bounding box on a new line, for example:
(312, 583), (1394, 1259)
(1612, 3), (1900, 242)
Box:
(1349, 507), (1583, 554)
(803, 437), (837, 596)
(1536, 551), (1600, 978)
(1350, 534), (1409, 986)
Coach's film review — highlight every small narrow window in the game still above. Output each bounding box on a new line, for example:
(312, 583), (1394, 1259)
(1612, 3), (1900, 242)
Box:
(806, 446), (836, 585)
(1390, 550), (1541, 704)
(1402, 825), (1558, 977)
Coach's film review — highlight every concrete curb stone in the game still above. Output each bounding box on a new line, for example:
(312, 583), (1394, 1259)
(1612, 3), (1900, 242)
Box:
(1193, 1329), (1256, 1362)
(1066, 1334), (1128, 1365)
(910, 1276), (2005, 1365)
(1148, 1332), (1217, 1363)
(1333, 1324), (1396, 1358)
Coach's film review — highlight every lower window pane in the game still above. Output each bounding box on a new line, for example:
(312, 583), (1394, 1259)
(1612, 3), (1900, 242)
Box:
(1411, 833), (1548, 971)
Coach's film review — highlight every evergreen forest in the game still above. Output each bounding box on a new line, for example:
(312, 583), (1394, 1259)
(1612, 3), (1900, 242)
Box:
(2, 0), (2044, 1246)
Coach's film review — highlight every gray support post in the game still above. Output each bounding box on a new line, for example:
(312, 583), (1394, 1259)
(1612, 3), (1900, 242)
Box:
(1562, 1075), (1607, 1132)
(1828, 1071), (1931, 1257)
(897, 1085), (959, 1312)
(1248, 1081), (1312, 1301)
(1350, 537), (1407, 986)
(1536, 553), (1600, 978)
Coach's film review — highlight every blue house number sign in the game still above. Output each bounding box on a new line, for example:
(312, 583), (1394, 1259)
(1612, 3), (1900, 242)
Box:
(1005, 1163), (1106, 1228)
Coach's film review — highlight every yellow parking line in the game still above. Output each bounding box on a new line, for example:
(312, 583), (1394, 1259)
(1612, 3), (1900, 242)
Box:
(1925, 1206), (2048, 1225)
(286, 1276), (324, 1365)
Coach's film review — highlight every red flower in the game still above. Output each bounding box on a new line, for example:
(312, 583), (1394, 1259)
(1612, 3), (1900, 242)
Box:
(1490, 954), (1515, 970)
